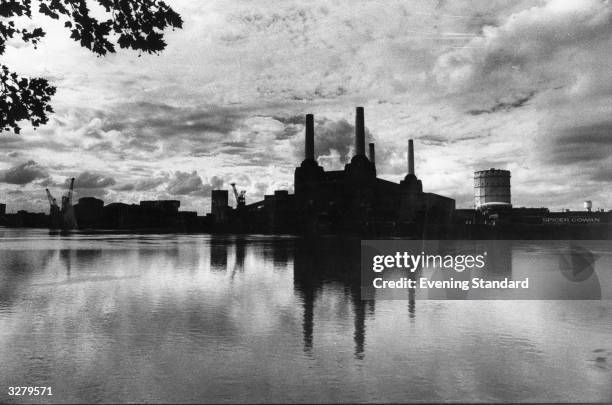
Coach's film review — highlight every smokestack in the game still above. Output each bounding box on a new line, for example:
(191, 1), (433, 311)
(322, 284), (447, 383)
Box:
(408, 139), (415, 175)
(369, 143), (375, 164)
(355, 107), (365, 156)
(305, 114), (314, 160)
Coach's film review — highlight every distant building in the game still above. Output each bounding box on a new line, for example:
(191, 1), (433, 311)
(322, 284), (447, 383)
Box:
(140, 200), (180, 213)
(103, 202), (133, 229)
(211, 190), (229, 224)
(74, 197), (104, 228)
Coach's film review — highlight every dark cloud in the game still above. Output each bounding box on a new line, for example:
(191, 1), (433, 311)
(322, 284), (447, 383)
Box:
(38, 178), (59, 187)
(291, 118), (374, 165)
(467, 91), (536, 115)
(313, 85), (348, 98)
(0, 133), (69, 153)
(166, 172), (224, 197)
(273, 123), (301, 141)
(272, 115), (305, 126)
(221, 141), (249, 149)
(115, 184), (135, 192)
(101, 102), (246, 140)
(167, 171), (206, 195)
(1, 160), (49, 185)
(125, 138), (159, 153)
(115, 177), (167, 192)
(546, 121), (612, 167)
(85, 141), (114, 152)
(419, 134), (448, 146)
(270, 114), (306, 140)
(80, 102), (265, 161)
(210, 175), (224, 190)
(68, 172), (117, 189)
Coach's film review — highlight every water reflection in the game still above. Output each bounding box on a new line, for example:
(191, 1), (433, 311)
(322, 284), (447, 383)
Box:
(210, 235), (229, 270)
(0, 230), (610, 403)
(293, 237), (372, 359)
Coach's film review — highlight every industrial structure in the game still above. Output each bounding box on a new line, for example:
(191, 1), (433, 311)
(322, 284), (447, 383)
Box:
(205, 107), (610, 238)
(210, 107), (455, 234)
(46, 178), (77, 230)
(474, 169), (512, 210)
(0, 106), (610, 238)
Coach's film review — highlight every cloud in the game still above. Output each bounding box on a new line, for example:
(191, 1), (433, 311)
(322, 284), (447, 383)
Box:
(166, 171), (225, 197)
(544, 120), (612, 166)
(115, 177), (167, 192)
(101, 102), (245, 140)
(0, 160), (49, 185)
(210, 175), (224, 190)
(38, 178), (58, 187)
(68, 172), (117, 189)
(167, 171), (205, 195)
(434, 0), (612, 96)
(467, 91), (536, 115)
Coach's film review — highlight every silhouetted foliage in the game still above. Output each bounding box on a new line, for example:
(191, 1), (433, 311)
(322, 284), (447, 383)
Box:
(0, 0), (183, 134)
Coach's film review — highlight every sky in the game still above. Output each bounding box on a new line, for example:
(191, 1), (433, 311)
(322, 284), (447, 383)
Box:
(1, 0), (612, 214)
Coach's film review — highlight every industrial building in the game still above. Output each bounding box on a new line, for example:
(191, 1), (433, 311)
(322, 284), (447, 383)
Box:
(211, 190), (230, 224)
(206, 107), (609, 237)
(92, 200), (198, 230)
(211, 107), (455, 234)
(1, 106), (610, 238)
(74, 197), (104, 228)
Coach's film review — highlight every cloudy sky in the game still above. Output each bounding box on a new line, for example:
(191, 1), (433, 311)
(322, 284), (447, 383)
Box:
(1, 0), (612, 214)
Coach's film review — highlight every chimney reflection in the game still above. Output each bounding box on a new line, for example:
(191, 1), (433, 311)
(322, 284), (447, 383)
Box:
(302, 284), (316, 353)
(408, 286), (416, 319)
(293, 237), (371, 359)
(350, 286), (366, 360)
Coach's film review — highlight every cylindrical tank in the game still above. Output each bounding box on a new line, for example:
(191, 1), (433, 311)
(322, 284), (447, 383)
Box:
(584, 200), (592, 212)
(474, 169), (511, 209)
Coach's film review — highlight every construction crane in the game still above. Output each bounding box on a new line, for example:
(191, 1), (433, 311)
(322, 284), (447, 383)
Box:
(46, 188), (61, 229)
(45, 189), (59, 211)
(230, 182), (246, 209)
(45, 178), (77, 230)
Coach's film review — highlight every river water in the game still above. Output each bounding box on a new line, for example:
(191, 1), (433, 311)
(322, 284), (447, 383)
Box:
(0, 229), (611, 403)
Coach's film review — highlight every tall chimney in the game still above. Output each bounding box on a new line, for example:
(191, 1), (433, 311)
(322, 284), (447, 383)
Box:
(408, 139), (415, 175)
(369, 143), (375, 164)
(305, 114), (314, 160)
(355, 107), (365, 156)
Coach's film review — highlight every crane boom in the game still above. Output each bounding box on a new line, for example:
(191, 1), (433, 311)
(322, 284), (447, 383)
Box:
(230, 182), (246, 208)
(45, 189), (57, 207)
(230, 183), (240, 202)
